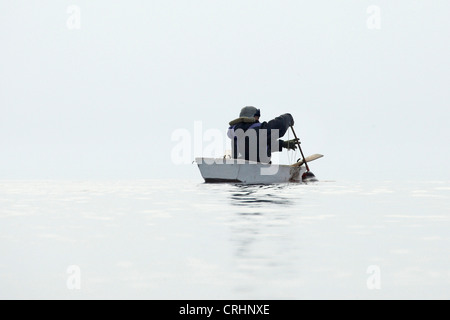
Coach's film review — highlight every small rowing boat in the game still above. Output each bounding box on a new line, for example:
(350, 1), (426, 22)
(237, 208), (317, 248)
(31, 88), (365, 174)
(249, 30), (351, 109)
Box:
(195, 154), (323, 184)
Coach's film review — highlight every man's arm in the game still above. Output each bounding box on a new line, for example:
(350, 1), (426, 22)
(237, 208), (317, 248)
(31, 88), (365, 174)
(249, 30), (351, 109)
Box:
(262, 113), (295, 153)
(266, 113), (294, 138)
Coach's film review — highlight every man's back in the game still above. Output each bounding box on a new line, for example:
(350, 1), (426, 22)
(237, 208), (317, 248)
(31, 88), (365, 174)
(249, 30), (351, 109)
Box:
(227, 108), (295, 162)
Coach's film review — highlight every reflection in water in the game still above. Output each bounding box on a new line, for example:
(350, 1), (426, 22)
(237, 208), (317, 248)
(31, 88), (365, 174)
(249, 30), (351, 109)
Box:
(229, 183), (295, 207)
(226, 183), (299, 296)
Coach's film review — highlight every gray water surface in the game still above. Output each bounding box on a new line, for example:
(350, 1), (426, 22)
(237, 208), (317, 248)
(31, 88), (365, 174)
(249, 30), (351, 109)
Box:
(0, 179), (449, 299)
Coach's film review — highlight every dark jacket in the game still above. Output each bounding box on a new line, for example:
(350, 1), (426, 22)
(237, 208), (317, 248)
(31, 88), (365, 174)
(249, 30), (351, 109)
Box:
(227, 113), (294, 163)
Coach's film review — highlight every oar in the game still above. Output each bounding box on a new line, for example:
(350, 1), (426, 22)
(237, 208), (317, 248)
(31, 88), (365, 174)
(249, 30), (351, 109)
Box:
(290, 126), (317, 182)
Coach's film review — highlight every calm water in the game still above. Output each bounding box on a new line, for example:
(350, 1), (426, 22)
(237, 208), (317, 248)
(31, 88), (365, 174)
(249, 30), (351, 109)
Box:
(0, 179), (449, 299)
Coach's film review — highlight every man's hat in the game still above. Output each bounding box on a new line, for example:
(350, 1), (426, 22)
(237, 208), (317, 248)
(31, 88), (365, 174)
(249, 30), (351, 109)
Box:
(229, 106), (261, 126)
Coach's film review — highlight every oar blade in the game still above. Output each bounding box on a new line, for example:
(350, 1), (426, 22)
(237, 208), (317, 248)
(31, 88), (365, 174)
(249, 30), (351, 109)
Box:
(302, 171), (318, 183)
(292, 154), (324, 167)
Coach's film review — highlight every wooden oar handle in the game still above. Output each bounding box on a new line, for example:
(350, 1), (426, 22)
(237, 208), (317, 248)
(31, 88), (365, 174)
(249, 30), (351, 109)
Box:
(290, 126), (310, 172)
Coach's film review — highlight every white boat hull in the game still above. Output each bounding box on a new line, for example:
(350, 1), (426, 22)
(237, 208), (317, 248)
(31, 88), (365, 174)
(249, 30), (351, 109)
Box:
(195, 158), (307, 184)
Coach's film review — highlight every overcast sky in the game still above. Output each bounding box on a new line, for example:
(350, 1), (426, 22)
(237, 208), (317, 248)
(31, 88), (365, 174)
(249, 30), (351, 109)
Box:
(1, 1), (449, 181)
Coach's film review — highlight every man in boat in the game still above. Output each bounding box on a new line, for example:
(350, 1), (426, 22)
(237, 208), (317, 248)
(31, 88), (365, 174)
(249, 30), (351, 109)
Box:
(227, 106), (299, 163)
